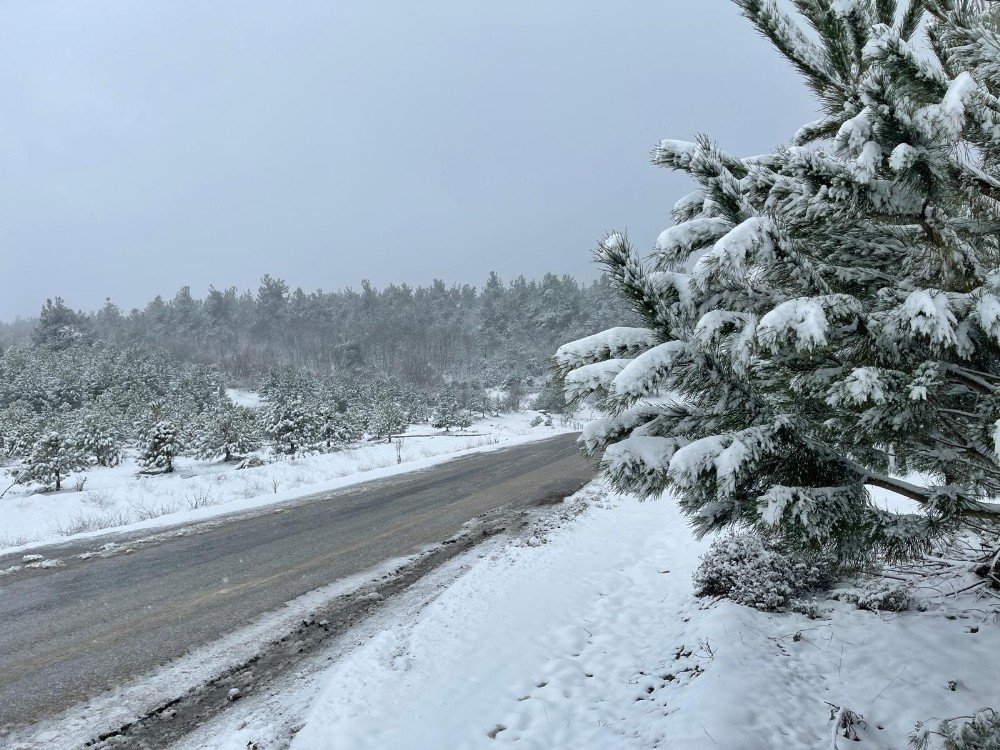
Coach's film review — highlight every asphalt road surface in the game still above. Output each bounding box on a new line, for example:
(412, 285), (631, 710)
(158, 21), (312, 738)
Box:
(0, 433), (594, 732)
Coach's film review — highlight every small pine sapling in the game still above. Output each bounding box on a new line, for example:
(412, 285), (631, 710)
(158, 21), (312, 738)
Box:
(264, 399), (320, 457)
(16, 431), (89, 491)
(75, 413), (124, 467)
(193, 401), (260, 462)
(370, 399), (408, 443)
(138, 420), (182, 475)
(432, 385), (472, 432)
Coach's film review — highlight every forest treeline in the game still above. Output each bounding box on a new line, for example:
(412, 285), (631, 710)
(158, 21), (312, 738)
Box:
(0, 272), (636, 386)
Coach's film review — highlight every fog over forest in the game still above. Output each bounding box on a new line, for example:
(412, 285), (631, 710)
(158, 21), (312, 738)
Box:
(0, 271), (637, 386)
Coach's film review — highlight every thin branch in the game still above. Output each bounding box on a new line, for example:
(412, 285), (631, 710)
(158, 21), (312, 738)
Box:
(945, 366), (997, 395)
(862, 470), (1000, 519)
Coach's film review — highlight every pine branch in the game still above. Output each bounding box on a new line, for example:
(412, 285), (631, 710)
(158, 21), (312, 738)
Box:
(793, 115), (847, 144)
(951, 163), (1000, 206)
(876, 0), (898, 25)
(945, 365), (998, 394)
(900, 0), (927, 38)
(733, 0), (844, 98)
(791, 0), (856, 79)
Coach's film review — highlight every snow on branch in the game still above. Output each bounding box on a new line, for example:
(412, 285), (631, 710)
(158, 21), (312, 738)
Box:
(693, 216), (776, 287)
(654, 218), (732, 270)
(890, 290), (961, 351)
(757, 484), (862, 542)
(554, 327), (658, 372)
(611, 341), (688, 402)
(602, 435), (688, 496)
(667, 426), (779, 500)
(650, 139), (698, 170)
(563, 359), (630, 401)
(757, 294), (862, 354)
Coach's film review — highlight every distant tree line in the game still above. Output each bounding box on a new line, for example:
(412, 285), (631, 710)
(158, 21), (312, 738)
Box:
(0, 272), (637, 386)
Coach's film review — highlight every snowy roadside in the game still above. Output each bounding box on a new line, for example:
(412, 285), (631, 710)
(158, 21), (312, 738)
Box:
(0, 412), (577, 554)
(181, 483), (1000, 750)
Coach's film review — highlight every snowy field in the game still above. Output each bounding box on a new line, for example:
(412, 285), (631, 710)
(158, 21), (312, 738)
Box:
(179, 484), (1000, 750)
(0, 411), (577, 553)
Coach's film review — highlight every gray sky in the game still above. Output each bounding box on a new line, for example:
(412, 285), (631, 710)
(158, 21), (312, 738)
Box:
(0, 0), (816, 321)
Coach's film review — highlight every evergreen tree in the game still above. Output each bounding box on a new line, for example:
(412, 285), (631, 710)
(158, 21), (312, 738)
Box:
(432, 384), (472, 431)
(558, 1), (1000, 563)
(16, 431), (88, 491)
(32, 297), (92, 350)
(533, 375), (570, 415)
(469, 388), (500, 419)
(315, 405), (357, 451)
(138, 420), (182, 475)
(75, 412), (123, 467)
(0, 405), (44, 459)
(264, 399), (319, 456)
(193, 401), (260, 462)
(369, 398), (407, 442)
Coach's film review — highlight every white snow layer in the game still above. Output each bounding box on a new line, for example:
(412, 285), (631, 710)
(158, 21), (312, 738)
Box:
(555, 327), (657, 371)
(694, 216), (775, 284)
(225, 388), (265, 409)
(246, 485), (1000, 750)
(611, 342), (686, 400)
(897, 289), (959, 348)
(563, 359), (630, 400)
(654, 217), (731, 262)
(757, 297), (830, 352)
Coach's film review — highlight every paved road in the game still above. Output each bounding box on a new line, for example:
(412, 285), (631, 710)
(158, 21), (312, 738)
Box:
(0, 434), (594, 732)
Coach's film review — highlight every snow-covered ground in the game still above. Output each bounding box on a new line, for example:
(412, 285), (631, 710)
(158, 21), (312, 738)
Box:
(0, 411), (578, 553)
(182, 483), (1000, 750)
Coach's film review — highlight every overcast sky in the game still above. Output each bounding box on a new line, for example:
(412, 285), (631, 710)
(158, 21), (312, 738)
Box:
(0, 0), (817, 321)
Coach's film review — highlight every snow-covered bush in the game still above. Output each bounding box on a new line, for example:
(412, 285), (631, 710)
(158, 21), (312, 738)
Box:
(315, 406), (360, 452)
(836, 582), (912, 613)
(192, 401), (260, 462)
(911, 709), (1000, 750)
(235, 455), (267, 470)
(693, 533), (835, 611)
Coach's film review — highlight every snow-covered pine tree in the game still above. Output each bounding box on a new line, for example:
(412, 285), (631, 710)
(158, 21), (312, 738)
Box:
(399, 384), (430, 424)
(315, 405), (356, 452)
(75, 412), (123, 467)
(0, 406), (44, 460)
(432, 384), (472, 431)
(370, 398), (408, 442)
(264, 398), (320, 456)
(557, 0), (1000, 563)
(192, 400), (260, 462)
(137, 420), (182, 474)
(16, 431), (88, 491)
(469, 387), (499, 419)
(533, 375), (570, 415)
